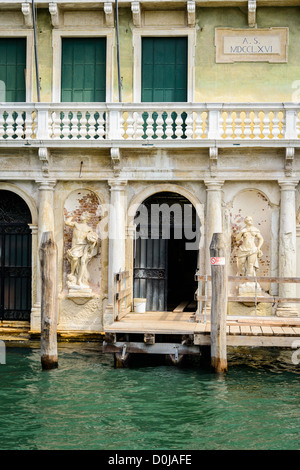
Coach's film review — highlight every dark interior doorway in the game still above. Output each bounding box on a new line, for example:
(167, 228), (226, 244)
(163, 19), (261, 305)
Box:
(0, 190), (32, 321)
(133, 192), (200, 312)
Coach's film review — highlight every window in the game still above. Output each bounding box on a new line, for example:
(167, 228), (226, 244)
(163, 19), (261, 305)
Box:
(0, 38), (26, 102)
(141, 37), (187, 102)
(61, 37), (106, 102)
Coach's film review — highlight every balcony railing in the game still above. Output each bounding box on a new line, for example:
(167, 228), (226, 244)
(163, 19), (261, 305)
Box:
(0, 102), (299, 144)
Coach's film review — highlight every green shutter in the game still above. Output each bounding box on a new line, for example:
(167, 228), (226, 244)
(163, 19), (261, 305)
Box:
(61, 38), (106, 102)
(0, 39), (26, 102)
(142, 37), (187, 102)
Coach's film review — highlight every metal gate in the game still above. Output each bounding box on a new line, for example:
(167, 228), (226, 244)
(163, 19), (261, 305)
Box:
(0, 191), (32, 321)
(134, 236), (168, 311)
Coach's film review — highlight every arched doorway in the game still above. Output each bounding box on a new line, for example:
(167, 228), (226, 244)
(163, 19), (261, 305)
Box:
(0, 190), (32, 321)
(133, 191), (200, 312)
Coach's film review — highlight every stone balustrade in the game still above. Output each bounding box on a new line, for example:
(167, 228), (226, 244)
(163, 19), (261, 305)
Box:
(0, 102), (299, 144)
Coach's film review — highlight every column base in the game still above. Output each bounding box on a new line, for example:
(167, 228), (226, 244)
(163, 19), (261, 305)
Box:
(103, 303), (114, 327)
(30, 303), (41, 333)
(276, 304), (300, 318)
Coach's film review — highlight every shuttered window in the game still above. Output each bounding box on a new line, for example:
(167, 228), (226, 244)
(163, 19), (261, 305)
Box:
(0, 38), (26, 102)
(142, 37), (187, 102)
(61, 37), (106, 102)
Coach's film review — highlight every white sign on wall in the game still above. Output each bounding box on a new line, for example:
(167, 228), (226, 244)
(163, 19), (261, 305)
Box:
(215, 28), (289, 63)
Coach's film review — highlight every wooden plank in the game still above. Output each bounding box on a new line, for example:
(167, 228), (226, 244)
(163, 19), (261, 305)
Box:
(281, 327), (296, 336)
(229, 325), (241, 335)
(261, 326), (274, 335)
(271, 326), (285, 335)
(250, 326), (262, 335)
(195, 274), (300, 284)
(240, 325), (252, 335)
(115, 287), (131, 301)
(292, 327), (300, 335)
(173, 301), (189, 313)
(117, 305), (132, 320)
(227, 335), (300, 347)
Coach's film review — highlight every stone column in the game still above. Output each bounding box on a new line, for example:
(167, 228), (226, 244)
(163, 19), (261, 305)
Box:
(204, 180), (224, 312)
(30, 179), (56, 332)
(104, 179), (127, 325)
(277, 180), (299, 317)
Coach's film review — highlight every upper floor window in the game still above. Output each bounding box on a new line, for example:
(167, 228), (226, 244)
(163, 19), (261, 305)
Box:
(61, 37), (106, 102)
(141, 37), (187, 102)
(0, 38), (26, 102)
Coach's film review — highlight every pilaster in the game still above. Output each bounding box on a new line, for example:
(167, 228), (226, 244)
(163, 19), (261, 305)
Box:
(277, 180), (299, 317)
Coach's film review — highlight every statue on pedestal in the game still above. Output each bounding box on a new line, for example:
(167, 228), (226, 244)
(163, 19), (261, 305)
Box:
(235, 216), (264, 296)
(65, 212), (99, 293)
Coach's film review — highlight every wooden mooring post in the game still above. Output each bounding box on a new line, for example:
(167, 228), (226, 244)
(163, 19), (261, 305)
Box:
(39, 231), (58, 370)
(210, 233), (228, 373)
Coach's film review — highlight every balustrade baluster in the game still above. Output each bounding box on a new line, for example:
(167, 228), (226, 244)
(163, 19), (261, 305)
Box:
(146, 113), (154, 139)
(15, 111), (24, 139)
(70, 112), (79, 139)
(87, 111), (96, 139)
(234, 112), (242, 139)
(226, 112), (234, 139)
(79, 112), (88, 139)
(272, 112), (280, 139)
(155, 113), (164, 139)
(97, 112), (106, 139)
(262, 112), (271, 139)
(175, 112), (183, 139)
(165, 112), (173, 139)
(61, 112), (71, 139)
(51, 111), (61, 139)
(185, 112), (193, 139)
(126, 112), (135, 139)
(244, 112), (252, 139)
(5, 112), (14, 139)
(23, 111), (31, 140)
(0, 111), (5, 139)
(252, 112), (261, 139)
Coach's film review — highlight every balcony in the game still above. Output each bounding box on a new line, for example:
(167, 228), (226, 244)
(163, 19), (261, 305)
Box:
(0, 102), (299, 149)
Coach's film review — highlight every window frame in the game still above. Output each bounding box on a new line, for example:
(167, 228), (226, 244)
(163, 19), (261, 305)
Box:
(132, 27), (196, 103)
(52, 29), (114, 103)
(0, 30), (33, 103)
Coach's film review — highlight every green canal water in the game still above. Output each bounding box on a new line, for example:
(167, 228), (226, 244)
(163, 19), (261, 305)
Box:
(0, 343), (299, 450)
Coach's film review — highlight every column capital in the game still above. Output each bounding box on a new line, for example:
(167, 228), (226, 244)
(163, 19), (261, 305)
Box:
(28, 224), (38, 234)
(108, 179), (127, 191)
(278, 180), (299, 191)
(36, 179), (57, 191)
(204, 180), (224, 190)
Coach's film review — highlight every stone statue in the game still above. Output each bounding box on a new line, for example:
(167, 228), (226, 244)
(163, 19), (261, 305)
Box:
(65, 212), (99, 292)
(235, 216), (264, 277)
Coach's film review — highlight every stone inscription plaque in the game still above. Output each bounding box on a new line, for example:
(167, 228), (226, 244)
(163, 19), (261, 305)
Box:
(215, 28), (289, 63)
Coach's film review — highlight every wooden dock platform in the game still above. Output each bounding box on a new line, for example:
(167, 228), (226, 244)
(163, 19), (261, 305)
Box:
(103, 312), (300, 358)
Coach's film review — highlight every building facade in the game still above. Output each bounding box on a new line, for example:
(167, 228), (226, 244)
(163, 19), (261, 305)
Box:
(1, 0), (300, 337)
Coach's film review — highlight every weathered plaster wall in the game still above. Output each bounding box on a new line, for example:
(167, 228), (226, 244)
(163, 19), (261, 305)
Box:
(32, 6), (300, 103)
(195, 7), (300, 102)
(35, 9), (53, 102)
